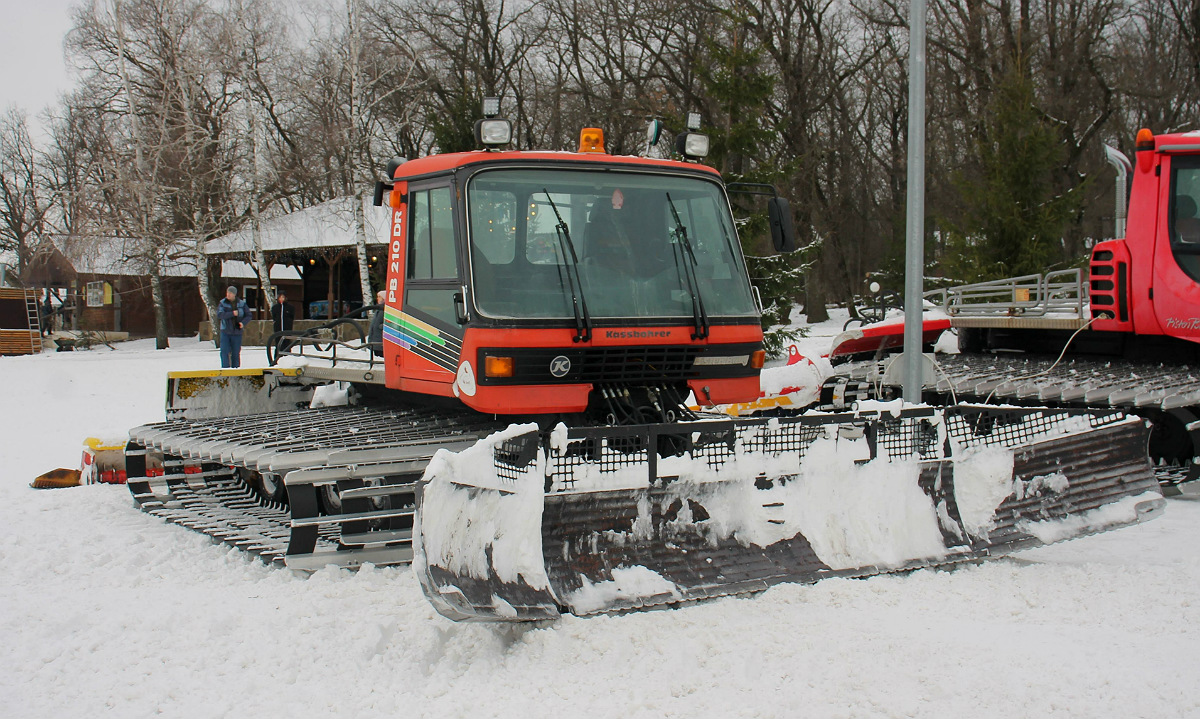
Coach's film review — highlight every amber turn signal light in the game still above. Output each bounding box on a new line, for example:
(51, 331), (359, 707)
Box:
(578, 127), (606, 153)
(1135, 128), (1155, 152)
(750, 350), (766, 369)
(485, 356), (514, 377)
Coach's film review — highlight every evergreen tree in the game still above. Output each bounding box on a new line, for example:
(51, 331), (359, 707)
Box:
(944, 59), (1088, 282)
(696, 15), (811, 357)
(430, 92), (482, 154)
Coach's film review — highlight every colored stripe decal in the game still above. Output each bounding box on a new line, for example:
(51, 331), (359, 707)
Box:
(381, 307), (462, 372)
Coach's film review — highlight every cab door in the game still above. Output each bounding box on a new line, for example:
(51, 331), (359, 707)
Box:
(394, 182), (466, 393)
(1153, 155), (1200, 342)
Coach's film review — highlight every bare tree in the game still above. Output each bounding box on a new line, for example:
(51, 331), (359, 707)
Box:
(68, 0), (240, 348)
(0, 109), (53, 276)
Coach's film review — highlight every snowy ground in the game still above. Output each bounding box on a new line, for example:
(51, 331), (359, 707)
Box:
(2, 331), (1199, 719)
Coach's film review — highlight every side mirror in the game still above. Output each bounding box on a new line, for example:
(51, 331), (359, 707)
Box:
(373, 157), (407, 206)
(767, 197), (797, 252)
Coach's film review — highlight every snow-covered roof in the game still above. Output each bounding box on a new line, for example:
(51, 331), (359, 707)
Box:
(50, 235), (196, 278)
(220, 260), (303, 281)
(205, 196), (391, 256)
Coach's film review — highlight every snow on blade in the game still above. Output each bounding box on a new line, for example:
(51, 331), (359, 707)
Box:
(568, 566), (682, 615)
(605, 435), (949, 571)
(1014, 472), (1070, 499)
(417, 424), (550, 590)
(780, 437), (948, 570)
(953, 445), (1017, 539)
(1017, 491), (1163, 544)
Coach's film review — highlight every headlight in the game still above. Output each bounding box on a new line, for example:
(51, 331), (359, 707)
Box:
(475, 119), (512, 147)
(676, 132), (710, 159)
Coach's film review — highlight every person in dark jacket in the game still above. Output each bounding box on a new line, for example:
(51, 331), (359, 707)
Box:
(41, 293), (53, 336)
(368, 290), (385, 357)
(217, 285), (251, 368)
(270, 291), (297, 354)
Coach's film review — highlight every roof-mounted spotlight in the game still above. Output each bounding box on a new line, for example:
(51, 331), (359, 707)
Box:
(475, 97), (511, 149)
(482, 96), (501, 118)
(676, 112), (709, 160)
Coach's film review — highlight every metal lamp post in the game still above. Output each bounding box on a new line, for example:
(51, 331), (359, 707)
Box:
(902, 0), (928, 402)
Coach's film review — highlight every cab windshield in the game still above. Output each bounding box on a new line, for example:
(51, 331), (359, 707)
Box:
(466, 168), (757, 320)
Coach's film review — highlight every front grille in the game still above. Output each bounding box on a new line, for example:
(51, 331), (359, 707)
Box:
(477, 343), (759, 385)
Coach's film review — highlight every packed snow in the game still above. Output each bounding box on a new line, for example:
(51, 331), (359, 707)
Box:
(420, 424), (549, 589)
(2, 328), (1200, 718)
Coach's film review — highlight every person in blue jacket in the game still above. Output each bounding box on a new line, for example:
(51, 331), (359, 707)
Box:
(217, 285), (250, 368)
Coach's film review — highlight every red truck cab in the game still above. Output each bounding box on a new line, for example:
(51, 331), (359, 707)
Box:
(1090, 130), (1200, 346)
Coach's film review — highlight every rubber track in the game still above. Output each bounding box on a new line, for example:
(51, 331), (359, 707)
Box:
(922, 353), (1200, 490)
(930, 353), (1200, 410)
(127, 403), (506, 569)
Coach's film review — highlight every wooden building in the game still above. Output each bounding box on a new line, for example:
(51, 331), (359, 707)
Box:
(22, 235), (204, 338)
(205, 196), (390, 321)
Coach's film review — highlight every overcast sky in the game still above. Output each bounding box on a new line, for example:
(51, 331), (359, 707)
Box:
(0, 0), (81, 132)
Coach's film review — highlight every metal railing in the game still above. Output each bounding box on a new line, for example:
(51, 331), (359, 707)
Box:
(266, 305), (382, 369)
(925, 269), (1086, 318)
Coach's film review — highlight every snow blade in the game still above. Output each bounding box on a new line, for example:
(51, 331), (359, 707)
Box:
(414, 407), (1164, 622)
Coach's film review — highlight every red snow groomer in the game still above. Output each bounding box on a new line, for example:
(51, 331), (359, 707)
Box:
(827, 129), (1200, 497)
(122, 106), (1163, 622)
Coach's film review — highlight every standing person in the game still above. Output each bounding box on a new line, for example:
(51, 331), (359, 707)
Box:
(270, 290), (297, 353)
(368, 290), (386, 357)
(41, 292), (53, 336)
(217, 286), (250, 368)
(271, 291), (295, 334)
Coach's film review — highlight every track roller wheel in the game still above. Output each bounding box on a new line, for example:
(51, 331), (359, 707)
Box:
(257, 472), (288, 504)
(318, 483), (343, 515)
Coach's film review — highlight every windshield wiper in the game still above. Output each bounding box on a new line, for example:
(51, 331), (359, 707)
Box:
(666, 193), (710, 340)
(543, 188), (592, 342)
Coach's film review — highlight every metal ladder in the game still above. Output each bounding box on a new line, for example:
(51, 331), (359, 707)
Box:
(23, 290), (42, 354)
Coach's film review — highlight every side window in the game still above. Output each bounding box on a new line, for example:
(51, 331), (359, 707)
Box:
(1170, 158), (1200, 283)
(409, 187), (457, 280)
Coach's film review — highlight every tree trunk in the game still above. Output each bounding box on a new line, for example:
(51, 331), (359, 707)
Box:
(249, 106), (274, 311)
(194, 239), (219, 348)
(150, 265), (169, 350)
(347, 0), (373, 306)
(352, 190), (373, 304)
(804, 259), (830, 323)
